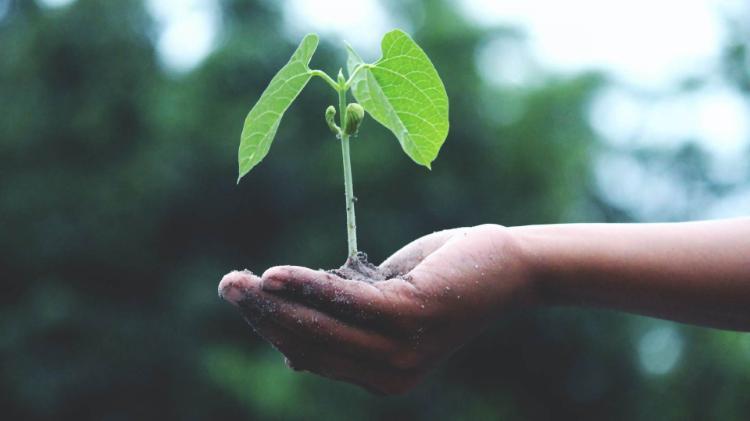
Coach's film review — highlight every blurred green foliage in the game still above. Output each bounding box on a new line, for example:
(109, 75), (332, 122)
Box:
(1, 0), (749, 420)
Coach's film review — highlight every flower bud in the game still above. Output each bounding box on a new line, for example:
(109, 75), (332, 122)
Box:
(344, 103), (365, 136)
(325, 105), (340, 135)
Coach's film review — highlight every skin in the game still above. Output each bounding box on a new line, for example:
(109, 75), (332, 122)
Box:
(218, 218), (750, 395)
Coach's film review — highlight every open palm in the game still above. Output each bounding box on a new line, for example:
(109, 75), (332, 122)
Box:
(218, 225), (533, 395)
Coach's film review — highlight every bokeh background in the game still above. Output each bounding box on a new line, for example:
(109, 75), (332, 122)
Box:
(2, 0), (750, 419)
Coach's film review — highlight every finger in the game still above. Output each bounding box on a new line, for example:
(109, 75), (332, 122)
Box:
(245, 315), (422, 395)
(238, 287), (401, 362)
(379, 228), (463, 276)
(260, 266), (402, 323)
(221, 271), (424, 394)
(227, 270), (401, 362)
(287, 344), (423, 396)
(218, 270), (261, 306)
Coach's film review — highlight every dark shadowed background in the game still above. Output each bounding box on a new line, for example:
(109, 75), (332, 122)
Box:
(2, 0), (749, 419)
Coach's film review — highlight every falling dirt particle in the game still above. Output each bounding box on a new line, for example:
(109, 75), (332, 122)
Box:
(444, 286), (451, 291)
(474, 264), (478, 269)
(457, 295), (462, 300)
(420, 304), (425, 309)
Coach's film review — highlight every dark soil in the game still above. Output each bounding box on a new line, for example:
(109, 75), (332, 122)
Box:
(328, 251), (392, 283)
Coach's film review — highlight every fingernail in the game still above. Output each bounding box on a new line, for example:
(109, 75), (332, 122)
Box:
(218, 271), (253, 306)
(262, 277), (285, 292)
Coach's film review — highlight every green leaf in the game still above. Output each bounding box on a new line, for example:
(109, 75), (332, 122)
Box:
(237, 33), (319, 183)
(347, 29), (449, 169)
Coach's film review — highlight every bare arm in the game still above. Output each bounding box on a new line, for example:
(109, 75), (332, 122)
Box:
(218, 219), (750, 394)
(514, 218), (750, 330)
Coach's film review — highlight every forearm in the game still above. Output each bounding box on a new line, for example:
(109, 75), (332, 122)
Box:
(510, 218), (750, 331)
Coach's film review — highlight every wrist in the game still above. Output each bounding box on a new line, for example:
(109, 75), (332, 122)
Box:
(474, 224), (543, 311)
(507, 224), (563, 308)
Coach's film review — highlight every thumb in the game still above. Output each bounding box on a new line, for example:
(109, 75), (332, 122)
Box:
(379, 228), (464, 276)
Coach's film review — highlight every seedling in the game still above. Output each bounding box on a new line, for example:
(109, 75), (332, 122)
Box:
(237, 29), (449, 270)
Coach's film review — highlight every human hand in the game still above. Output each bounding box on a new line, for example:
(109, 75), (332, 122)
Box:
(218, 224), (536, 395)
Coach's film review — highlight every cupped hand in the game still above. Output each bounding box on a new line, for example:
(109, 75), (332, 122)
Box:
(218, 224), (535, 395)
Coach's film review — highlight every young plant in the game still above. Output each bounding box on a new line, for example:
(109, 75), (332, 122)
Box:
(237, 29), (449, 262)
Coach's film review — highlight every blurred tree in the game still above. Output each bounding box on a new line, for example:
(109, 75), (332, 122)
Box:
(1, 0), (748, 420)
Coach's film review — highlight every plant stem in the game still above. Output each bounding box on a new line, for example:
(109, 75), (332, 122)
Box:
(309, 70), (339, 91)
(338, 87), (358, 258)
(343, 64), (371, 90)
